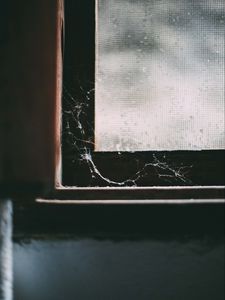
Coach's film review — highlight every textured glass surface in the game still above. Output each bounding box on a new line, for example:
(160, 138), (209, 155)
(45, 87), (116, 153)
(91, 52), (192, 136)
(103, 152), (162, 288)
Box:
(95, 0), (225, 151)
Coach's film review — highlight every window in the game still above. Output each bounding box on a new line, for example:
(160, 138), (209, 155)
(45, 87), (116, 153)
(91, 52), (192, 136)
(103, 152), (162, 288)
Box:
(54, 0), (225, 202)
(1, 2), (223, 300)
(0, 0), (223, 202)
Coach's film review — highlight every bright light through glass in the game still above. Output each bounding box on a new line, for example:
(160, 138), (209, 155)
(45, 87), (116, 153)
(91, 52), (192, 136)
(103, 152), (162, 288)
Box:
(95, 0), (225, 151)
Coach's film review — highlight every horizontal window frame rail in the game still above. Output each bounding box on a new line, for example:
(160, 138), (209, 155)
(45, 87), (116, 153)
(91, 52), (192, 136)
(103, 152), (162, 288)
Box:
(36, 199), (225, 205)
(38, 186), (225, 204)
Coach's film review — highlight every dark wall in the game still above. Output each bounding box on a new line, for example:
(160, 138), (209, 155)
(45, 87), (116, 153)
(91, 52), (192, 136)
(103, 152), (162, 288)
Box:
(0, 0), (61, 196)
(14, 203), (224, 300)
(14, 237), (224, 300)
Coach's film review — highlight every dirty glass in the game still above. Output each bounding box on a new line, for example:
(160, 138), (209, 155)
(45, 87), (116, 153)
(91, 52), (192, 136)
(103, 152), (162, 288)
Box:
(62, 0), (224, 187)
(95, 0), (225, 151)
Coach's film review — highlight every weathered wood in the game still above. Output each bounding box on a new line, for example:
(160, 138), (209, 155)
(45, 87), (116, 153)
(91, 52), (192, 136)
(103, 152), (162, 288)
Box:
(0, 200), (13, 300)
(0, 0), (63, 197)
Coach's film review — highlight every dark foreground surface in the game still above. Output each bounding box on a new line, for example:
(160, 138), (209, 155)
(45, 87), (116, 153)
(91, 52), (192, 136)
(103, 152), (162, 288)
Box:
(14, 203), (224, 300)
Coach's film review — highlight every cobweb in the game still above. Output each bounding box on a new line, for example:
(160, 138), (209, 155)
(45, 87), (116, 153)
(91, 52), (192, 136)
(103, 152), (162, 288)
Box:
(62, 82), (192, 187)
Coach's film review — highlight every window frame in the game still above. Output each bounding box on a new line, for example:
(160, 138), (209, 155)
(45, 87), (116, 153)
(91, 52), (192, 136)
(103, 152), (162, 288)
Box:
(1, 0), (222, 202)
(47, 0), (224, 204)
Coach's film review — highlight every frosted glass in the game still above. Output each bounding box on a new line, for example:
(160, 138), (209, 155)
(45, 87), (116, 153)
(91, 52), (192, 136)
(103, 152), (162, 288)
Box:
(95, 0), (225, 151)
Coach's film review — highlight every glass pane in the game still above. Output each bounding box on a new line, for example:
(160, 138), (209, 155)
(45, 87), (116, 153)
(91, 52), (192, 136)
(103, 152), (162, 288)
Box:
(95, 0), (225, 151)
